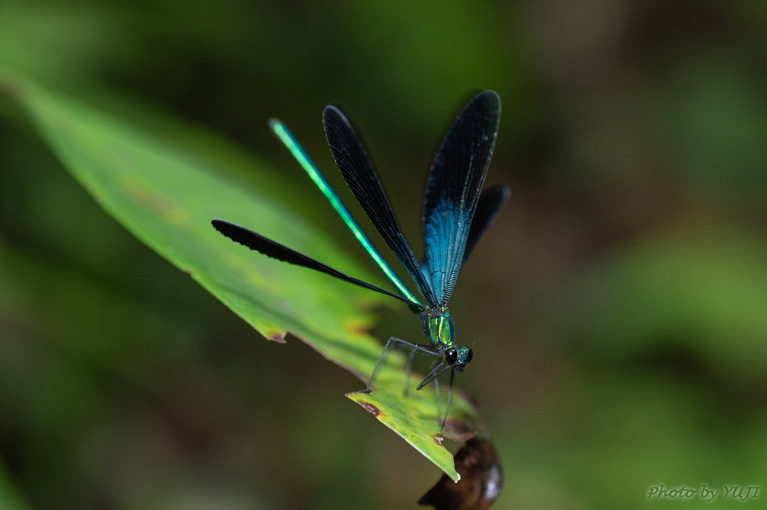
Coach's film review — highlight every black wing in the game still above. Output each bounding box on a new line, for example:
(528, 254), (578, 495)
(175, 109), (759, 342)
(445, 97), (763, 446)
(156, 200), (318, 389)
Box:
(462, 184), (510, 266)
(421, 90), (501, 305)
(211, 219), (408, 303)
(323, 106), (438, 307)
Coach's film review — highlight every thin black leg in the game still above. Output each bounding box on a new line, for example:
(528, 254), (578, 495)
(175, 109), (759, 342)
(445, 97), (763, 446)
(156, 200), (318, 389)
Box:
(365, 337), (437, 392)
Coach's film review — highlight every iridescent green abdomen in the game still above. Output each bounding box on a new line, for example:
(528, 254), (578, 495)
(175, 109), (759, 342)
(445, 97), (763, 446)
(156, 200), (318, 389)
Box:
(419, 306), (455, 351)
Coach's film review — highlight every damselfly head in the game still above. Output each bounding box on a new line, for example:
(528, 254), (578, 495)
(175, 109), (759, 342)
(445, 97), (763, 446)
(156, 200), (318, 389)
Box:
(446, 346), (473, 372)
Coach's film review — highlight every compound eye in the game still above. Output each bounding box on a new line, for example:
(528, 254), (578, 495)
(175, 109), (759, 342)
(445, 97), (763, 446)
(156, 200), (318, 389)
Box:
(445, 348), (458, 365)
(465, 348), (473, 363)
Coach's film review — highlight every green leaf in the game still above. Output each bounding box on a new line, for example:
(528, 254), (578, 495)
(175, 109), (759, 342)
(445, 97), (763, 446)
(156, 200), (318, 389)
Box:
(1, 70), (484, 481)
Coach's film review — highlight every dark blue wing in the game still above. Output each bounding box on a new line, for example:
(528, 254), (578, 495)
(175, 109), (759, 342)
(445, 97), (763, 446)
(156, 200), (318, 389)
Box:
(420, 184), (510, 275)
(211, 219), (409, 303)
(422, 90), (501, 305)
(323, 106), (438, 307)
(462, 184), (510, 267)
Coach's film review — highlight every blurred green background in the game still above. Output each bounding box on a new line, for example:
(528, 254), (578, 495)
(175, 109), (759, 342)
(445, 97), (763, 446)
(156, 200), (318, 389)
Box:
(1, 0), (766, 509)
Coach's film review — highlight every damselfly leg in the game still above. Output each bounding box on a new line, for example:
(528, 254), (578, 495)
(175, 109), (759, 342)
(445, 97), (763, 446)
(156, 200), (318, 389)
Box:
(364, 337), (438, 392)
(365, 338), (454, 432)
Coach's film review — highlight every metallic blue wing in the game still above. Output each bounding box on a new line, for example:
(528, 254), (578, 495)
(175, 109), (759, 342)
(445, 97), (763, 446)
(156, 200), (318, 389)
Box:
(462, 184), (510, 267)
(420, 183), (510, 277)
(323, 105), (438, 307)
(422, 90), (501, 305)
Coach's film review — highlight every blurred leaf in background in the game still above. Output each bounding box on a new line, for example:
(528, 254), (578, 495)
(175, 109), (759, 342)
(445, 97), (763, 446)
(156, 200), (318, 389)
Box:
(1, 0), (766, 509)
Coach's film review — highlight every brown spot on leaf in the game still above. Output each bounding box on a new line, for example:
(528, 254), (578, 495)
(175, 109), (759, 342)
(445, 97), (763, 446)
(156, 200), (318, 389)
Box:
(357, 402), (381, 417)
(124, 179), (181, 220)
(418, 438), (503, 510)
(345, 317), (371, 336)
(266, 331), (287, 343)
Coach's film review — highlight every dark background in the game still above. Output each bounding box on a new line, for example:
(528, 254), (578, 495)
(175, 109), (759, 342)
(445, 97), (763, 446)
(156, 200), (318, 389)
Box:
(1, 0), (766, 508)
